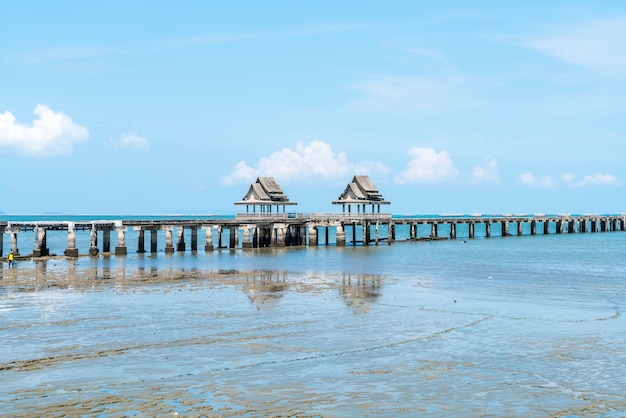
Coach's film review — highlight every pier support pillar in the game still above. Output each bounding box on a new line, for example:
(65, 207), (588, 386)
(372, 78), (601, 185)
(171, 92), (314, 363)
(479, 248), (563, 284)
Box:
(308, 225), (318, 246)
(176, 227), (186, 252)
(501, 221), (509, 237)
(568, 221), (575, 234)
(136, 228), (145, 253)
(204, 227), (214, 252)
(579, 220), (586, 233)
(89, 226), (99, 256)
(242, 227), (252, 249)
(191, 228), (198, 251)
(530, 220), (537, 235)
(543, 221), (550, 235)
(431, 223), (438, 239)
(336, 224), (346, 246)
(410, 223), (416, 241)
(217, 227), (223, 249)
(164, 227), (174, 254)
(150, 229), (158, 252)
(601, 220), (607, 232)
(591, 220), (597, 233)
(253, 227), (259, 248)
(388, 222), (395, 244)
(556, 221), (563, 234)
(517, 222), (523, 236)
(115, 226), (127, 256)
(0, 227), (3, 257)
(485, 222), (491, 238)
(375, 222), (379, 245)
(33, 227), (49, 257)
(469, 222), (475, 239)
(103, 229), (111, 253)
(65, 222), (79, 257)
(274, 225), (285, 247)
(450, 222), (456, 240)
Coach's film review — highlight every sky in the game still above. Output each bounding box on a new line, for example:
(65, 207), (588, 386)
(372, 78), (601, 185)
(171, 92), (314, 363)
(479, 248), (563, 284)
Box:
(1, 1), (625, 215)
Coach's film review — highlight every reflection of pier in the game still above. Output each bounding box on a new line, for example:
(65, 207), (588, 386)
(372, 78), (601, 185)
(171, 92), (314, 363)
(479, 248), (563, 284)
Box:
(242, 272), (289, 310)
(339, 274), (382, 314)
(1, 214), (625, 258)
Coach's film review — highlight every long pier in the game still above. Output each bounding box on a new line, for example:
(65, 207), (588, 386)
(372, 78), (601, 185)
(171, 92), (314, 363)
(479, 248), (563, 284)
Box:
(1, 213), (625, 258)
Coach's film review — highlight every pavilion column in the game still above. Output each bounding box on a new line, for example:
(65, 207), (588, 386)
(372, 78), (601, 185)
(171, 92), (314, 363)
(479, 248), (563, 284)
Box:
(335, 223), (346, 246)
(308, 225), (318, 246)
(164, 227), (174, 254)
(176, 226), (186, 252)
(33, 227), (49, 257)
(89, 225), (99, 255)
(137, 228), (146, 253)
(150, 229), (158, 252)
(65, 222), (79, 257)
(191, 228), (198, 251)
(204, 227), (214, 252)
(115, 222), (127, 255)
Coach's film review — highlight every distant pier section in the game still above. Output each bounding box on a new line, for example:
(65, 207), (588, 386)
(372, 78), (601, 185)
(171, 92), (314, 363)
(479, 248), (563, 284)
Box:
(1, 176), (624, 258)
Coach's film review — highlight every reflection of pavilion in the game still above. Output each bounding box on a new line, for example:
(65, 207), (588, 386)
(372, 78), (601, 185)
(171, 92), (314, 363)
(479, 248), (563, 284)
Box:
(242, 272), (289, 310)
(339, 274), (382, 314)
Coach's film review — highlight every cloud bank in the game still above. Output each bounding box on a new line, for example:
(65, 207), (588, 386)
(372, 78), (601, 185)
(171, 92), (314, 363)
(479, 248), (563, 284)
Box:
(0, 105), (88, 157)
(519, 172), (619, 188)
(221, 140), (389, 185)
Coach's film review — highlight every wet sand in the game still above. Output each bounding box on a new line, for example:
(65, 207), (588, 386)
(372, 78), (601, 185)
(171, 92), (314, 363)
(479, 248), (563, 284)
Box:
(2, 255), (626, 416)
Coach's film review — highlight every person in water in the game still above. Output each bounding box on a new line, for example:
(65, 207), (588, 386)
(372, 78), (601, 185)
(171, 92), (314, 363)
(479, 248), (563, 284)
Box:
(8, 251), (14, 268)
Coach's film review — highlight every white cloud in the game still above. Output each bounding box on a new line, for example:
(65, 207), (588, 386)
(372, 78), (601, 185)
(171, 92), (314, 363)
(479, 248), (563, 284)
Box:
(108, 132), (151, 150)
(562, 172), (619, 187)
(347, 75), (471, 114)
(394, 147), (459, 184)
(0, 104), (88, 157)
(520, 171), (619, 188)
(221, 140), (389, 186)
(518, 172), (556, 188)
(522, 15), (626, 75)
(470, 158), (499, 183)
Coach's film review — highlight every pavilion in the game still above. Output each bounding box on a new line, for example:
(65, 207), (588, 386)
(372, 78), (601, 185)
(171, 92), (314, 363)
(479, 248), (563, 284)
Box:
(332, 175), (390, 214)
(235, 177), (297, 213)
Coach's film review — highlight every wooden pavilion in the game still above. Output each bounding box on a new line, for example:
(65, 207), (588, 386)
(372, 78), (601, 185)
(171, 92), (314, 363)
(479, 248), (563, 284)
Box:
(332, 175), (390, 214)
(235, 177), (297, 213)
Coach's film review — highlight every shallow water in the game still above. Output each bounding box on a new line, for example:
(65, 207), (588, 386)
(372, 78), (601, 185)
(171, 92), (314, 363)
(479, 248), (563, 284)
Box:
(1, 232), (626, 416)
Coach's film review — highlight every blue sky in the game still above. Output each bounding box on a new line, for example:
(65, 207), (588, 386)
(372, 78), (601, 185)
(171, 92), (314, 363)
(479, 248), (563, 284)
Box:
(1, 1), (625, 215)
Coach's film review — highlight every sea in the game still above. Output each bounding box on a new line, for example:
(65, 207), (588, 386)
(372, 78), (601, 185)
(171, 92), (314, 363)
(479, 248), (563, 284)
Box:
(1, 215), (625, 417)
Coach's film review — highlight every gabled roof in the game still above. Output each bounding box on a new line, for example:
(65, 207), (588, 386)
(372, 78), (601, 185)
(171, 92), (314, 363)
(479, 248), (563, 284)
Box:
(332, 175), (390, 205)
(235, 177), (297, 206)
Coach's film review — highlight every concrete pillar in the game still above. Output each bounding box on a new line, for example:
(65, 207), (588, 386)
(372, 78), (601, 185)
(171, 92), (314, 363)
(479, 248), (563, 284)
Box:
(242, 227), (252, 249)
(103, 229), (111, 253)
(191, 228), (198, 251)
(431, 223), (437, 238)
(325, 227), (329, 246)
(364, 222), (370, 246)
(591, 220), (597, 233)
(485, 222), (491, 238)
(176, 227), (186, 252)
(543, 221), (550, 235)
(164, 227), (174, 254)
(336, 223), (346, 246)
(308, 225), (318, 246)
(274, 225), (285, 247)
(389, 222), (395, 244)
(601, 219), (607, 232)
(556, 220), (563, 234)
(579, 219), (586, 233)
(0, 227), (4, 257)
(150, 229), (158, 252)
(33, 227), (49, 257)
(217, 226), (223, 249)
(501, 221), (509, 237)
(253, 227), (259, 248)
(530, 220), (536, 235)
(375, 222), (379, 245)
(115, 226), (127, 255)
(410, 223), (416, 241)
(90, 226), (99, 255)
(450, 222), (456, 240)
(137, 229), (145, 253)
(204, 227), (214, 252)
(568, 221), (575, 234)
(517, 222), (523, 236)
(469, 222), (475, 239)
(65, 222), (79, 257)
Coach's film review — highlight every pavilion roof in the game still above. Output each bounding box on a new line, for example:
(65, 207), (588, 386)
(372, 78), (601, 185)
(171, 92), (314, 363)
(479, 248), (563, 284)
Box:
(332, 175), (390, 205)
(235, 177), (297, 206)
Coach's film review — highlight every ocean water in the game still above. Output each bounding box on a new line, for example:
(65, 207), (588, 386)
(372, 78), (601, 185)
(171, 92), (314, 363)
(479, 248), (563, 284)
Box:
(1, 216), (626, 416)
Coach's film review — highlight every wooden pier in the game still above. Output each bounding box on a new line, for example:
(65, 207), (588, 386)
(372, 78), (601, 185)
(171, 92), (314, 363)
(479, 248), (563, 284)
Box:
(1, 213), (624, 258)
